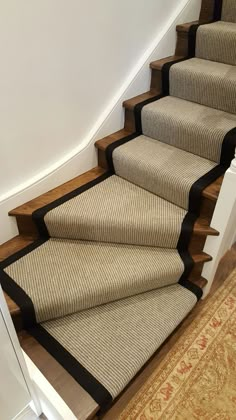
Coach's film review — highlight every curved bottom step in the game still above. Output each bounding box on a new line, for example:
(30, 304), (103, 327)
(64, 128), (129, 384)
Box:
(31, 283), (198, 410)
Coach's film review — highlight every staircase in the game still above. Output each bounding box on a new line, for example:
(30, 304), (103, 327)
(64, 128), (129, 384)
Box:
(1, 0), (236, 417)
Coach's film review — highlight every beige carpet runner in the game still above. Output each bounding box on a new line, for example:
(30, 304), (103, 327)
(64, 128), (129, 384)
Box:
(119, 268), (236, 420)
(1, 0), (236, 412)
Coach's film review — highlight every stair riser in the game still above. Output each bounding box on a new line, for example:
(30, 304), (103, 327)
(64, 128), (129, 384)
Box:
(124, 108), (136, 132)
(189, 235), (207, 255)
(150, 68), (163, 92)
(175, 30), (190, 57)
(189, 262), (206, 282)
(200, 0), (215, 21)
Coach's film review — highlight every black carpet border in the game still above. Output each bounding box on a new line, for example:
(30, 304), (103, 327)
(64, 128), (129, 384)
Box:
(0, 240), (113, 409)
(162, 57), (189, 96)
(0, 239), (48, 328)
(105, 93), (164, 172)
(214, 0), (223, 21)
(188, 22), (215, 58)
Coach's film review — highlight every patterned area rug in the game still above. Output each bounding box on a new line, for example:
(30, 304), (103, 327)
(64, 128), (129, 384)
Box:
(119, 269), (236, 420)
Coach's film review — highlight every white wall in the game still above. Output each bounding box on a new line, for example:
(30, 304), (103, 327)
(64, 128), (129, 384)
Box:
(0, 0), (201, 244)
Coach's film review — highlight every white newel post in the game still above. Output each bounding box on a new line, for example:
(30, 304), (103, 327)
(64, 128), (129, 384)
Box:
(202, 148), (236, 298)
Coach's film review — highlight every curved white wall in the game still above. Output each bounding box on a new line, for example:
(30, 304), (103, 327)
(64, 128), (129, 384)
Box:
(0, 0), (201, 243)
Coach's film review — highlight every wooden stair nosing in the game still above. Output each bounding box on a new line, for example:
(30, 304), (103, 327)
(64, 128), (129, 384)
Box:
(190, 276), (208, 289)
(176, 21), (200, 33)
(150, 55), (185, 71)
(123, 89), (160, 110)
(9, 166), (106, 217)
(10, 207), (219, 239)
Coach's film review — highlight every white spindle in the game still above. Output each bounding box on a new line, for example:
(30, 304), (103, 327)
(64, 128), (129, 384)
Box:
(202, 148), (236, 298)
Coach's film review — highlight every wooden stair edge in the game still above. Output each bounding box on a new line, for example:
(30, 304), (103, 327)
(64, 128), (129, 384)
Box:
(123, 89), (160, 110)
(95, 129), (133, 151)
(194, 218), (219, 236)
(9, 166), (106, 217)
(190, 276), (208, 288)
(176, 20), (200, 32)
(150, 55), (185, 70)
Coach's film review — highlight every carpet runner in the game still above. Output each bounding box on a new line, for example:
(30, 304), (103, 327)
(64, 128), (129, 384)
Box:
(119, 268), (236, 420)
(1, 0), (236, 412)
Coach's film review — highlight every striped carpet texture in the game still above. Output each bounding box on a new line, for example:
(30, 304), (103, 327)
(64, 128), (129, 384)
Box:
(1, 0), (236, 413)
(42, 285), (197, 399)
(44, 175), (187, 247)
(196, 21), (236, 65)
(222, 0), (236, 23)
(142, 96), (236, 163)
(113, 135), (216, 210)
(170, 58), (236, 115)
(4, 239), (184, 323)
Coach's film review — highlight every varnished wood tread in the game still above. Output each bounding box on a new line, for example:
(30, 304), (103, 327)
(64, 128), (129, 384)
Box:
(203, 176), (223, 200)
(95, 129), (132, 151)
(10, 166), (106, 217)
(123, 89), (159, 110)
(190, 276), (208, 288)
(194, 218), (218, 236)
(150, 55), (184, 70)
(176, 20), (199, 32)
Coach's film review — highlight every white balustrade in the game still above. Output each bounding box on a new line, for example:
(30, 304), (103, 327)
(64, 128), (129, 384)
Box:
(202, 147), (236, 298)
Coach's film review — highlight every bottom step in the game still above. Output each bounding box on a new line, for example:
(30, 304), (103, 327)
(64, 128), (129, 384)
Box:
(31, 284), (197, 410)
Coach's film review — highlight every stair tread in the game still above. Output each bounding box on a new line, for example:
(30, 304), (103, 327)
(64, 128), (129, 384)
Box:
(123, 90), (159, 110)
(113, 135), (217, 210)
(41, 175), (218, 247)
(2, 239), (185, 322)
(9, 166), (106, 217)
(150, 55), (184, 70)
(1, 234), (209, 322)
(170, 57), (236, 114)
(142, 96), (236, 164)
(190, 276), (208, 288)
(194, 218), (218, 236)
(176, 21), (199, 32)
(196, 21), (236, 65)
(95, 129), (132, 151)
(35, 284), (198, 403)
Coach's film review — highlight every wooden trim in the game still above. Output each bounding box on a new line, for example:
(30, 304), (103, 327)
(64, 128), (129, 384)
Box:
(199, 0), (216, 21)
(10, 167), (106, 217)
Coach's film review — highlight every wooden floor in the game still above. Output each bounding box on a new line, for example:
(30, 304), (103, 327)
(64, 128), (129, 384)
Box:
(100, 243), (236, 420)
